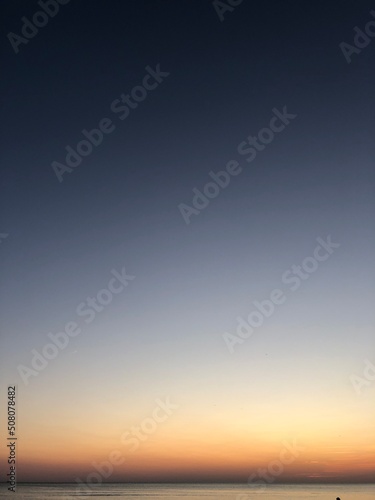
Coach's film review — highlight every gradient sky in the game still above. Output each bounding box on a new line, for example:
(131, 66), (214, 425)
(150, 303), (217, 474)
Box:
(1, 0), (374, 484)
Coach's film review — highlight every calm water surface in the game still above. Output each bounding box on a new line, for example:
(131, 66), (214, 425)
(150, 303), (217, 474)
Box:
(1, 484), (374, 499)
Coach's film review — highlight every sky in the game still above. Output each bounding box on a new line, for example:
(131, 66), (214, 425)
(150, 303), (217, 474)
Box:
(0, 0), (375, 485)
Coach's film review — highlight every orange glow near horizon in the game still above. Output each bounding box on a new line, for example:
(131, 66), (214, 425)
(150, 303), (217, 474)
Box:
(2, 391), (374, 483)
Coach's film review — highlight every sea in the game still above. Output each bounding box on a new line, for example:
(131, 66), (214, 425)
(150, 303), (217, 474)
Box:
(0, 484), (374, 499)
